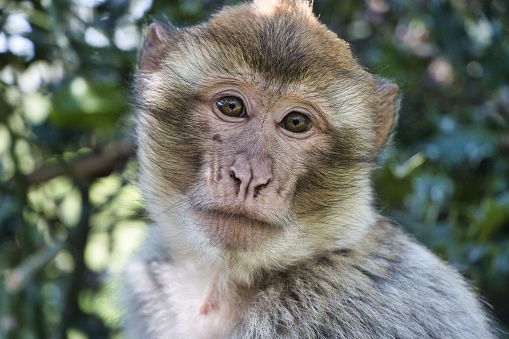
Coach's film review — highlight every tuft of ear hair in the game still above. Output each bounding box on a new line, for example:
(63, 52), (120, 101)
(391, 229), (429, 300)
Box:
(373, 78), (400, 156)
(140, 20), (179, 72)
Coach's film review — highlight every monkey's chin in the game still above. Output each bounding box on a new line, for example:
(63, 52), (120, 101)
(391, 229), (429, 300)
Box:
(191, 207), (283, 251)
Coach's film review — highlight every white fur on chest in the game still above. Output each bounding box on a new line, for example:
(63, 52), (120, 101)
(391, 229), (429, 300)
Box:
(169, 268), (236, 338)
(125, 258), (237, 339)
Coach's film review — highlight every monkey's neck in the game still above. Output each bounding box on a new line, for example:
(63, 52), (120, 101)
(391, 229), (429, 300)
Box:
(144, 189), (377, 286)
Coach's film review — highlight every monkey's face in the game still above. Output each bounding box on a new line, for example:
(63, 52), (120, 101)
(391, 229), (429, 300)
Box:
(187, 76), (345, 250)
(135, 1), (398, 258)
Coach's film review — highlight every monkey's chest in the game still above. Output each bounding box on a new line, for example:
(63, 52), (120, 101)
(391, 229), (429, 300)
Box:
(143, 263), (237, 338)
(168, 283), (237, 338)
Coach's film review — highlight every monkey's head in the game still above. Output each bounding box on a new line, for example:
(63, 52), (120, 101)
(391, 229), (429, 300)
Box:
(135, 0), (399, 274)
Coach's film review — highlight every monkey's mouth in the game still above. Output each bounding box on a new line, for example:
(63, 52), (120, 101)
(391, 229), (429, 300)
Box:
(191, 206), (282, 249)
(192, 206), (276, 229)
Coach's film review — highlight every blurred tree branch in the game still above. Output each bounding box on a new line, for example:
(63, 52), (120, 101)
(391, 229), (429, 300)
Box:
(25, 139), (136, 185)
(4, 241), (65, 293)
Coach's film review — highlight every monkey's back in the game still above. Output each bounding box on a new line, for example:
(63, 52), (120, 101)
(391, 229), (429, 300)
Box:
(231, 221), (495, 338)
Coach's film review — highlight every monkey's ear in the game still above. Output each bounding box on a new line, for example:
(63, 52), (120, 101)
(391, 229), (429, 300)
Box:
(140, 21), (178, 71)
(373, 79), (400, 154)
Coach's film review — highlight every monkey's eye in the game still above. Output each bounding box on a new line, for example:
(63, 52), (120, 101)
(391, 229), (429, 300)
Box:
(282, 112), (311, 133)
(217, 96), (246, 117)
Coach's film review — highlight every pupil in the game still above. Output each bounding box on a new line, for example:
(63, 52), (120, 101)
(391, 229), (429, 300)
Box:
(228, 102), (236, 110)
(293, 117), (300, 126)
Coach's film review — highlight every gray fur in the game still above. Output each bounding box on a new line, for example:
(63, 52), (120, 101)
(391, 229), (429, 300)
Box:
(230, 222), (494, 338)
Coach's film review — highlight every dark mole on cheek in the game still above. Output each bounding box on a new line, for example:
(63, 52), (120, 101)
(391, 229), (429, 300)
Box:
(212, 134), (222, 142)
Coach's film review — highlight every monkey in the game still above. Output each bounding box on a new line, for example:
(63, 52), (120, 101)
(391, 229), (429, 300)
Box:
(121, 0), (496, 337)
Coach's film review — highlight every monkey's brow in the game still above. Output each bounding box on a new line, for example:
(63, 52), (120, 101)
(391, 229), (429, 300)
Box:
(200, 71), (267, 88)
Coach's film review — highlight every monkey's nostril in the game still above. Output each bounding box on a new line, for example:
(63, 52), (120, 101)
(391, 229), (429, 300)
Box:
(229, 170), (240, 182)
(229, 170), (242, 195)
(253, 179), (270, 198)
(253, 186), (262, 198)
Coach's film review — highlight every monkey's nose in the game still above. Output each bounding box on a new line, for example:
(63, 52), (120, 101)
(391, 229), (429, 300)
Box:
(230, 159), (272, 200)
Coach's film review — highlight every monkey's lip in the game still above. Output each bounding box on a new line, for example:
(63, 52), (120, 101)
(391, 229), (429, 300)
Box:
(191, 205), (283, 249)
(191, 206), (276, 229)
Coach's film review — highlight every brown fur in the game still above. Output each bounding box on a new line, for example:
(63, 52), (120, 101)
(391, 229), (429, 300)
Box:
(123, 0), (495, 337)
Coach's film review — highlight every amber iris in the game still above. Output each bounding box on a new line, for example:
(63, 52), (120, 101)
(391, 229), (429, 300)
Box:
(217, 96), (245, 117)
(282, 112), (311, 133)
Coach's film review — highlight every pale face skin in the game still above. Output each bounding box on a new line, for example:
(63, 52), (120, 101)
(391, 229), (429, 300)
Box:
(188, 76), (339, 250)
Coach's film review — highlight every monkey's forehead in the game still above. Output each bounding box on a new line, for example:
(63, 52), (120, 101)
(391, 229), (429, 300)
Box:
(170, 1), (368, 87)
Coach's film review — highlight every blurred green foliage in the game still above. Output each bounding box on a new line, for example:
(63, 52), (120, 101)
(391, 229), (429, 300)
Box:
(0, 0), (508, 338)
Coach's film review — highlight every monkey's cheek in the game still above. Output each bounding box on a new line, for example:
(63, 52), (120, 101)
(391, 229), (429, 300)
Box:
(190, 207), (282, 251)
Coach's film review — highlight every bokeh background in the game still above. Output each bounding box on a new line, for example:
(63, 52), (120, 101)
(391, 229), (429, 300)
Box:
(0, 0), (508, 338)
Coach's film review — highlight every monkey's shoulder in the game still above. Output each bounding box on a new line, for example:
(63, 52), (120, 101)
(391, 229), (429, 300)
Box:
(237, 221), (495, 338)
